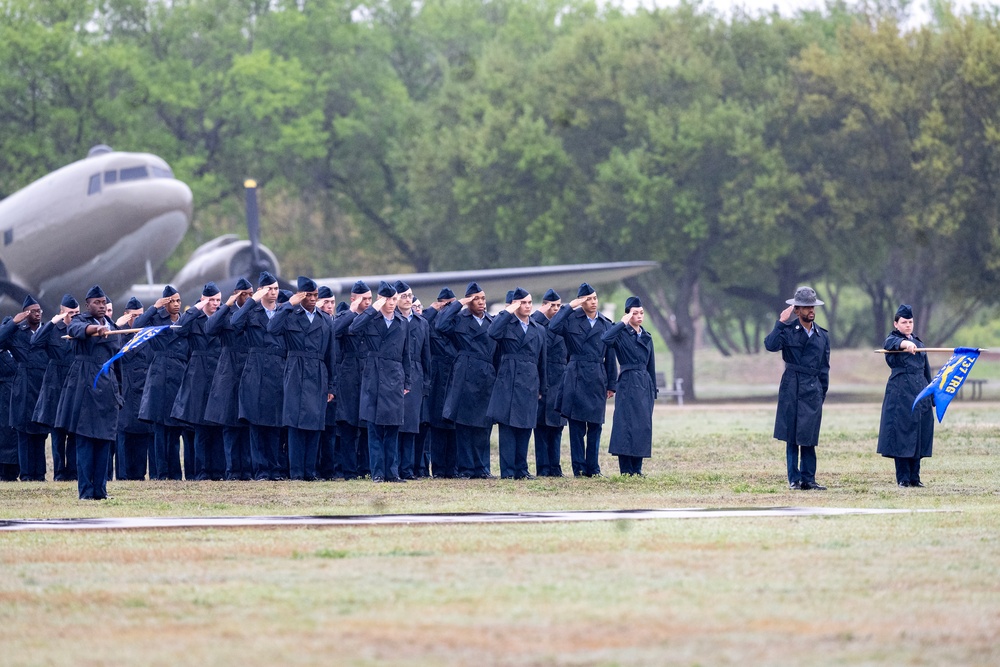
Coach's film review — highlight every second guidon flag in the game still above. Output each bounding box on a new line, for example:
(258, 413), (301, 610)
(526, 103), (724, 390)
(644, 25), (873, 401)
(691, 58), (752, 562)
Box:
(912, 347), (981, 422)
(92, 325), (171, 388)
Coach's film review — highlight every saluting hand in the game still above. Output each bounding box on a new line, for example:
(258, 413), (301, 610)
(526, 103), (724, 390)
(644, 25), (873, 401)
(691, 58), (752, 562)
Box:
(225, 293), (238, 307)
(372, 297), (387, 312)
(620, 311), (633, 325)
(779, 305), (795, 323)
(289, 292), (305, 306)
(251, 287), (269, 302)
(458, 295), (475, 308)
(115, 314), (132, 327)
(505, 300), (520, 314)
(12, 311), (27, 324)
(154, 296), (172, 309)
(50, 313), (64, 325)
(570, 296), (588, 309)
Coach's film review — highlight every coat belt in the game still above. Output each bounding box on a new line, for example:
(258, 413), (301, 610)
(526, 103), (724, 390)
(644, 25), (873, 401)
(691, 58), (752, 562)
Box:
(458, 350), (493, 363)
(619, 364), (646, 373)
(569, 355), (602, 363)
(287, 350), (325, 361)
(785, 363), (820, 377)
(250, 347), (285, 358)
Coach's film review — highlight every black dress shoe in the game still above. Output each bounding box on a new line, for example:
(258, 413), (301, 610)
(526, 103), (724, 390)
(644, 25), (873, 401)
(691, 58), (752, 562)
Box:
(789, 481), (802, 490)
(387, 477), (406, 483)
(372, 476), (385, 483)
(801, 481), (827, 490)
(910, 480), (925, 488)
(898, 481), (910, 488)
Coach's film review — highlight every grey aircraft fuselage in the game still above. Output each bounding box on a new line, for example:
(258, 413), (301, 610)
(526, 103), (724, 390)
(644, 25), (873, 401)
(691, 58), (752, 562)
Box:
(0, 148), (192, 312)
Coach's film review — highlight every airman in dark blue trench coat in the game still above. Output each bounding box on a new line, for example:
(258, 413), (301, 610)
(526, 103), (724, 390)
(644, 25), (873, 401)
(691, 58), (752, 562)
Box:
(115, 298), (154, 480)
(204, 281), (253, 480)
(764, 286), (831, 490)
(548, 284), (618, 477)
(30, 294), (80, 481)
(488, 289), (546, 479)
(423, 288), (458, 478)
(0, 345), (19, 481)
(135, 286), (188, 480)
(55, 285), (121, 500)
(171, 287), (225, 480)
(334, 281), (373, 480)
(435, 283), (498, 479)
(532, 289), (568, 477)
(601, 297), (657, 476)
(0, 296), (49, 481)
(395, 281), (431, 480)
(267, 276), (337, 481)
(349, 281), (411, 482)
(231, 272), (287, 481)
(877, 305), (934, 487)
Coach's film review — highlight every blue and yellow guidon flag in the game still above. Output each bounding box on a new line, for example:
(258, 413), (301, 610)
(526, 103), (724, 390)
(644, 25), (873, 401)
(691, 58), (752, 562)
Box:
(93, 325), (171, 388)
(912, 347), (981, 422)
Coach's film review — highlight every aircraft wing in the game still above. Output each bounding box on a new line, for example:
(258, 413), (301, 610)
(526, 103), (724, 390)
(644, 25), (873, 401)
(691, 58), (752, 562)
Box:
(316, 261), (659, 304)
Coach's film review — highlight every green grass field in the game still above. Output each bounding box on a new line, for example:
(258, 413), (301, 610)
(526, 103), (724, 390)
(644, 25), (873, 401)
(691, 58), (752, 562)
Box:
(1, 349), (998, 666)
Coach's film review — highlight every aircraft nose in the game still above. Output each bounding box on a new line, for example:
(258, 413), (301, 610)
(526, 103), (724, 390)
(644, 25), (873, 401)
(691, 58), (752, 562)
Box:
(111, 178), (193, 235)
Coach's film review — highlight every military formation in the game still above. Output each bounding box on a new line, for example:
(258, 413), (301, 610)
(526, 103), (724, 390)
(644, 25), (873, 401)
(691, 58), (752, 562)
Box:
(0, 274), (660, 499)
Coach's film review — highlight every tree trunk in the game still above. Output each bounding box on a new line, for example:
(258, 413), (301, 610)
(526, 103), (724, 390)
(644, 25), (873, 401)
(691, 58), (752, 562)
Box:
(625, 268), (698, 402)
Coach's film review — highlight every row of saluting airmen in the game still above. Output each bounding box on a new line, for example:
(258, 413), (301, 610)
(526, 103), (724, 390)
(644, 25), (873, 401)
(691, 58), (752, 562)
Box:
(0, 273), (658, 499)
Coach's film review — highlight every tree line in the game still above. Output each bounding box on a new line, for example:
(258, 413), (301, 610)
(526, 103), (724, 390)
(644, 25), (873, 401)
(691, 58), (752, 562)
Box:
(2, 0), (999, 398)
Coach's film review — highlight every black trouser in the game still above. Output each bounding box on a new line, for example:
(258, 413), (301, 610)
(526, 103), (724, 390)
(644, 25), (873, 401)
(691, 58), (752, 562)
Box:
(786, 442), (817, 485)
(568, 419), (602, 476)
(533, 424), (564, 476)
(51, 429), (77, 481)
(617, 455), (644, 476)
(368, 423), (399, 481)
(153, 424), (183, 480)
(182, 428), (196, 480)
(430, 426), (457, 478)
(0, 463), (19, 481)
(194, 424), (225, 480)
(894, 456), (922, 485)
(498, 424), (531, 479)
(287, 427), (321, 480)
(249, 425), (283, 480)
(337, 422), (361, 480)
(398, 430), (417, 479)
(455, 423), (491, 478)
(76, 436), (112, 500)
(119, 431), (153, 480)
(318, 424), (338, 479)
(223, 426), (252, 480)
(16, 431), (46, 481)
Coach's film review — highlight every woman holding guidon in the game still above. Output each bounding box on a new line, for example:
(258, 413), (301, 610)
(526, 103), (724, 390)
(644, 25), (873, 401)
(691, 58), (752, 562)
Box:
(877, 304), (934, 488)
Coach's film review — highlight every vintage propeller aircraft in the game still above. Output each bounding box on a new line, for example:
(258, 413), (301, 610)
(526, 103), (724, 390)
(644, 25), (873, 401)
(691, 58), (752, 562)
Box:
(0, 146), (656, 314)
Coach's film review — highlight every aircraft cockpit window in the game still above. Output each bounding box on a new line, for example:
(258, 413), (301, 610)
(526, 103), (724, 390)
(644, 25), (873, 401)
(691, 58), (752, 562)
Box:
(150, 166), (174, 179)
(119, 166), (149, 181)
(104, 170), (117, 184)
(87, 173), (101, 195)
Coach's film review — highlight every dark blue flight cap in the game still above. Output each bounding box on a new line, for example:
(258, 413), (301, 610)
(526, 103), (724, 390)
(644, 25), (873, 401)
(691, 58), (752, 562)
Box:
(277, 289), (292, 304)
(505, 290), (514, 304)
(624, 296), (642, 313)
(235, 277), (253, 291)
(542, 289), (560, 303)
(437, 287), (455, 300)
(511, 287), (529, 301)
(258, 271), (278, 288)
(61, 294), (79, 309)
(377, 281), (397, 298)
(577, 283), (596, 298)
(895, 304), (913, 320)
(21, 294), (38, 310)
(202, 282), (220, 297)
(161, 285), (179, 298)
(85, 285), (106, 300)
(393, 280), (410, 295)
(297, 276), (317, 292)
(336, 301), (349, 313)
(351, 280), (370, 295)
(125, 296), (143, 311)
(465, 282), (483, 297)
(318, 286), (334, 300)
